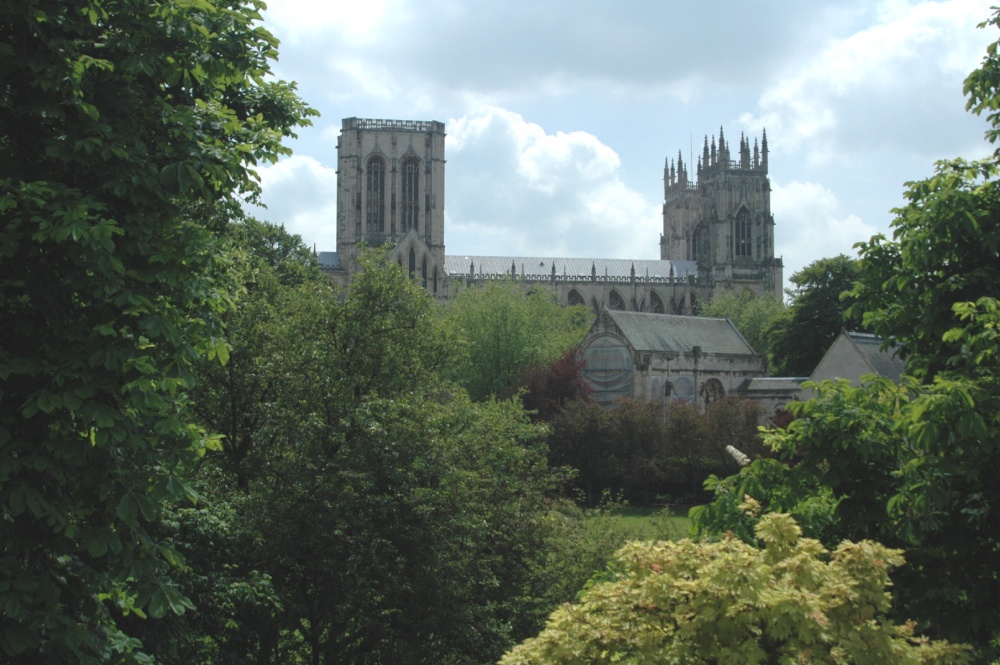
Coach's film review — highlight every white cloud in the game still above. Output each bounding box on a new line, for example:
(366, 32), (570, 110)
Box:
(248, 156), (338, 252)
(262, 0), (397, 44)
(445, 106), (661, 259)
(771, 180), (878, 280)
(745, 0), (992, 159)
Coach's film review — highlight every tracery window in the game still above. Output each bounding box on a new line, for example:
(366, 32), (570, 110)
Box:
(567, 289), (585, 307)
(401, 158), (420, 233)
(366, 157), (386, 233)
(608, 290), (625, 310)
(650, 291), (665, 314)
(735, 208), (752, 258)
(690, 227), (701, 262)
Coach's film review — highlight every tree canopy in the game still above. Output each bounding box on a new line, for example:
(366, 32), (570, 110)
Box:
(768, 255), (865, 376)
(443, 281), (591, 401)
(0, 1), (313, 661)
(502, 514), (969, 665)
(693, 9), (1000, 658)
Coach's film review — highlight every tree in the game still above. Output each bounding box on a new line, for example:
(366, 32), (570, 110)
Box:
(501, 513), (969, 665)
(695, 10), (1000, 655)
(0, 1), (313, 661)
(515, 350), (592, 422)
(700, 289), (785, 361)
(443, 281), (591, 400)
(768, 255), (866, 376)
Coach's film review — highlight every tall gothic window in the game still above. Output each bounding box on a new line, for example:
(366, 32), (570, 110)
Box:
(735, 208), (752, 257)
(408, 247), (416, 278)
(650, 291), (665, 314)
(608, 290), (625, 310)
(421, 257), (427, 288)
(366, 157), (386, 233)
(690, 227), (701, 262)
(401, 158), (420, 233)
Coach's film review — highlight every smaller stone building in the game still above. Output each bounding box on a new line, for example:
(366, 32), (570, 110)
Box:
(802, 330), (906, 398)
(579, 310), (766, 408)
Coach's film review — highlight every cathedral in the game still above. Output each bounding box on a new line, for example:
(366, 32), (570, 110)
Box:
(320, 117), (783, 314)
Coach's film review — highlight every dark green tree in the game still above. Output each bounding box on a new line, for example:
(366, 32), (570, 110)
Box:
(768, 255), (866, 376)
(0, 1), (313, 661)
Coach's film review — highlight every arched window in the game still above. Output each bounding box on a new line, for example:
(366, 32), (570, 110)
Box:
(366, 157), (386, 233)
(690, 227), (701, 262)
(401, 158), (420, 233)
(408, 247), (416, 278)
(700, 378), (725, 406)
(433, 267), (438, 294)
(421, 257), (427, 288)
(735, 208), (752, 258)
(567, 289), (585, 307)
(608, 290), (625, 310)
(650, 291), (665, 314)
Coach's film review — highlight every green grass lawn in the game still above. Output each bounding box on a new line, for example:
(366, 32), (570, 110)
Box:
(611, 505), (695, 540)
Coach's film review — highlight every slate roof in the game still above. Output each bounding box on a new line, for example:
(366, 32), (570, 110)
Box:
(603, 310), (757, 356)
(736, 377), (808, 393)
(845, 332), (906, 381)
(444, 256), (698, 283)
(317, 251), (341, 270)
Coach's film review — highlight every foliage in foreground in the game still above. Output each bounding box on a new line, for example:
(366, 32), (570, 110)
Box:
(0, 1), (312, 661)
(501, 513), (970, 665)
(695, 11), (1000, 657)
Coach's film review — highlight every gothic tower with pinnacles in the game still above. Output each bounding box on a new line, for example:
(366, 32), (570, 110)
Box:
(320, 119), (782, 314)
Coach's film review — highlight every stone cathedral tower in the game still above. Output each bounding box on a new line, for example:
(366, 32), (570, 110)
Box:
(660, 128), (782, 296)
(333, 117), (449, 294)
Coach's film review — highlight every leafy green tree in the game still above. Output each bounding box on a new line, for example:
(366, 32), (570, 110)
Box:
(444, 281), (591, 400)
(696, 11), (1000, 655)
(501, 514), (970, 665)
(700, 289), (785, 361)
(0, 1), (312, 661)
(768, 255), (866, 376)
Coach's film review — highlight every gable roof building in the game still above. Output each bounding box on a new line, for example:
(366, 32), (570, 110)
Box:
(809, 330), (906, 384)
(578, 309), (766, 407)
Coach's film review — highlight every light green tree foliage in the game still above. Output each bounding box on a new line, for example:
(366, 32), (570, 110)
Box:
(700, 289), (785, 361)
(0, 1), (312, 661)
(501, 513), (970, 665)
(444, 281), (591, 400)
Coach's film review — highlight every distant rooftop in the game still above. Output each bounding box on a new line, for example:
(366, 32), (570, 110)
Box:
(317, 251), (341, 270)
(845, 332), (907, 381)
(341, 117), (445, 133)
(444, 256), (698, 284)
(604, 310), (757, 357)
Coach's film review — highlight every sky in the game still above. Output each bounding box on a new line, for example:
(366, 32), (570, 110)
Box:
(249, 0), (997, 288)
